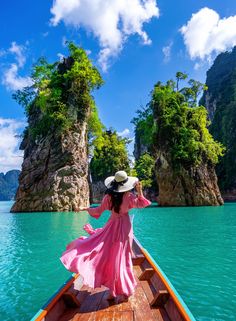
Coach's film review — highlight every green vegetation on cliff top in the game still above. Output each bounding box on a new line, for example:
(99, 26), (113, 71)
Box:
(132, 153), (156, 189)
(13, 42), (103, 140)
(13, 43), (131, 180)
(90, 130), (130, 182)
(133, 73), (225, 175)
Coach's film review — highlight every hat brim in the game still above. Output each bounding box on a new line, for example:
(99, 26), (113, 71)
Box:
(104, 176), (138, 193)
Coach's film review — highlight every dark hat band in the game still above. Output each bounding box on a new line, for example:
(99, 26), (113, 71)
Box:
(110, 177), (128, 190)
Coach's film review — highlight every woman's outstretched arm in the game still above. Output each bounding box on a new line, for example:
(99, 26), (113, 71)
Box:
(76, 194), (111, 219)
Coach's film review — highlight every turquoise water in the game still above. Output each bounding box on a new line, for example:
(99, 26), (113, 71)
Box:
(0, 202), (236, 321)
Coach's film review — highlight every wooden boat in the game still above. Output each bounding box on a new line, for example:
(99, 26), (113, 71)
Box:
(31, 237), (196, 321)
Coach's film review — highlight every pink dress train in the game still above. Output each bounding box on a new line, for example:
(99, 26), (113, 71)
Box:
(60, 192), (151, 297)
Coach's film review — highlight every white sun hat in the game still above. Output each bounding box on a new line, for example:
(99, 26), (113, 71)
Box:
(104, 170), (138, 193)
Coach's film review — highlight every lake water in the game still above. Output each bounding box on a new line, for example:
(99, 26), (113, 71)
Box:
(0, 201), (236, 321)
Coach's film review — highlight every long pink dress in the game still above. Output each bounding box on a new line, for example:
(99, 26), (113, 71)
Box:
(60, 192), (151, 297)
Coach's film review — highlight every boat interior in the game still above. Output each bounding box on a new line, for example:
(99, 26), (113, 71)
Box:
(38, 239), (189, 321)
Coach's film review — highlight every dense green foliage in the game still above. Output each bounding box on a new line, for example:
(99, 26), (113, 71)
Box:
(133, 73), (225, 175)
(13, 42), (103, 139)
(131, 106), (155, 154)
(88, 101), (105, 152)
(152, 81), (224, 167)
(133, 153), (156, 188)
(90, 130), (130, 182)
(201, 47), (236, 190)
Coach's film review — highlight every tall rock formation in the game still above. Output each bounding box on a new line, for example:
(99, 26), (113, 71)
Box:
(11, 44), (103, 212)
(11, 123), (89, 212)
(152, 82), (224, 206)
(133, 78), (224, 206)
(200, 47), (236, 195)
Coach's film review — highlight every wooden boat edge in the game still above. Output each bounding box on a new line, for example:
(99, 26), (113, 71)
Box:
(30, 273), (80, 321)
(134, 236), (196, 321)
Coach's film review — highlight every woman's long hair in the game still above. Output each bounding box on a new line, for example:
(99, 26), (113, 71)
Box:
(106, 189), (125, 213)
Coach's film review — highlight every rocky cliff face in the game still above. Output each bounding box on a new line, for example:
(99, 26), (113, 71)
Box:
(200, 47), (236, 194)
(156, 152), (223, 206)
(202, 92), (218, 121)
(133, 130), (148, 160)
(11, 123), (89, 212)
(90, 181), (106, 204)
(200, 48), (236, 121)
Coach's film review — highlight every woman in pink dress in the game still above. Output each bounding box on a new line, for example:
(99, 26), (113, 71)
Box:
(60, 170), (151, 300)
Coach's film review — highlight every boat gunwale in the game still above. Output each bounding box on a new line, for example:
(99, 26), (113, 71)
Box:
(134, 236), (196, 321)
(30, 273), (79, 321)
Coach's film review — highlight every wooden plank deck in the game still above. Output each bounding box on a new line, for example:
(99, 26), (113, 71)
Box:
(57, 265), (169, 321)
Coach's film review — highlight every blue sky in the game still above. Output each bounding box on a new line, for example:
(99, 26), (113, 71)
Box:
(1, 0), (236, 172)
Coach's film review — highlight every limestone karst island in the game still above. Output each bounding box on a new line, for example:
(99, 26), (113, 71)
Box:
(8, 43), (229, 212)
(1, 2), (236, 321)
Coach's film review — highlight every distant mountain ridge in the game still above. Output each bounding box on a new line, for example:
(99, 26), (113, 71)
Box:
(0, 170), (20, 201)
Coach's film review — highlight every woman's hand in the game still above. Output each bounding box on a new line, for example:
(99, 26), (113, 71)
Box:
(135, 181), (143, 196)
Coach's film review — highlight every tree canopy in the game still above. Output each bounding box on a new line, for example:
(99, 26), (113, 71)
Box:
(13, 42), (103, 139)
(133, 73), (225, 172)
(90, 130), (130, 182)
(133, 153), (156, 188)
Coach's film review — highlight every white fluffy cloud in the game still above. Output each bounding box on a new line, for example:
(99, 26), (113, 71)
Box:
(50, 0), (159, 71)
(118, 128), (130, 137)
(2, 63), (32, 91)
(0, 118), (25, 173)
(1, 42), (33, 91)
(9, 42), (26, 67)
(180, 7), (236, 61)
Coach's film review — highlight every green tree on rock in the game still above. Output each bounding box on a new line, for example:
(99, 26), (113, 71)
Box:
(13, 42), (104, 140)
(90, 130), (130, 183)
(133, 153), (156, 188)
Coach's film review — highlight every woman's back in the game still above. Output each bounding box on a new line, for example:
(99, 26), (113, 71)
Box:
(87, 191), (151, 219)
